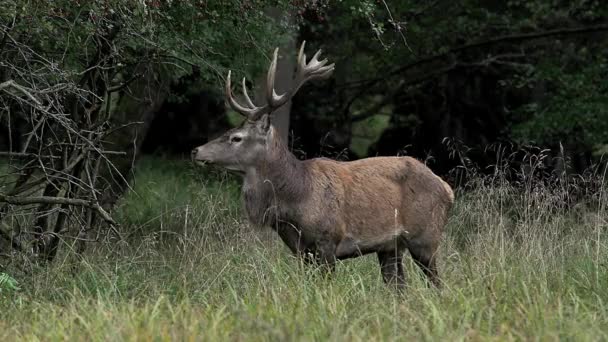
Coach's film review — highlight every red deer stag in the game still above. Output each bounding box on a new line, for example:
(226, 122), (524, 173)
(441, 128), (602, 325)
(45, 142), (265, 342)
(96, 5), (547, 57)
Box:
(192, 42), (454, 287)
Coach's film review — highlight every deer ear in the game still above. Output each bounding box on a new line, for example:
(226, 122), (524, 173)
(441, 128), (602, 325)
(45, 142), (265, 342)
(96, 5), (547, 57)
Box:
(257, 114), (271, 133)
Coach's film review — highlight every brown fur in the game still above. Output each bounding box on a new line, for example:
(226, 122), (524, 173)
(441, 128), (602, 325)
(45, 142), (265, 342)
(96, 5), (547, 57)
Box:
(194, 123), (454, 287)
(193, 42), (452, 286)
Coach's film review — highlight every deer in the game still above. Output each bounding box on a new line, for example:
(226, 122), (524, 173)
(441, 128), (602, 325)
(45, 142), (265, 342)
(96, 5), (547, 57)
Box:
(191, 42), (454, 287)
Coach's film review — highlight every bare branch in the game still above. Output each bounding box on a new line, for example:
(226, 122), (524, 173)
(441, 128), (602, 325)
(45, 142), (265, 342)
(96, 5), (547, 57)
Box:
(0, 151), (61, 159)
(0, 80), (42, 105)
(107, 72), (142, 93)
(0, 194), (116, 225)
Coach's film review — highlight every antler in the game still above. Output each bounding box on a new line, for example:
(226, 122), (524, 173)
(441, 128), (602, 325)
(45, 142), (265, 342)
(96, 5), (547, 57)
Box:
(225, 41), (335, 121)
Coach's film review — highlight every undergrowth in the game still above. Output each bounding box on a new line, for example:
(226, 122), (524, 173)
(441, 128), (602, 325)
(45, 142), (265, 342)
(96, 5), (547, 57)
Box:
(0, 156), (607, 341)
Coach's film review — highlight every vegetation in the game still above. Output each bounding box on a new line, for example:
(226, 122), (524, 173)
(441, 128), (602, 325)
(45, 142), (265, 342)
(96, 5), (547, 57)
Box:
(0, 0), (295, 262)
(1, 1), (607, 340)
(291, 0), (608, 169)
(0, 156), (606, 340)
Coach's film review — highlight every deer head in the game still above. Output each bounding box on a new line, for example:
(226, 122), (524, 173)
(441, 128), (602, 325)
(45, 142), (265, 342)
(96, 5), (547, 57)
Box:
(191, 41), (334, 173)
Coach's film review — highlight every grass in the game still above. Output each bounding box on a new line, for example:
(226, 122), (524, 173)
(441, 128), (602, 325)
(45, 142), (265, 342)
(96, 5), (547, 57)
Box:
(0, 156), (607, 340)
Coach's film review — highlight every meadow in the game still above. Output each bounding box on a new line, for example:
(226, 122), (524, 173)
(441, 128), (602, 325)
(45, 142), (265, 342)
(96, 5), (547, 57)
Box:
(0, 156), (607, 341)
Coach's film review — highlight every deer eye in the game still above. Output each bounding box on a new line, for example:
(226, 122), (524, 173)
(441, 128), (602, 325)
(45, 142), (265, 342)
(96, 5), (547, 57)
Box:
(230, 136), (243, 143)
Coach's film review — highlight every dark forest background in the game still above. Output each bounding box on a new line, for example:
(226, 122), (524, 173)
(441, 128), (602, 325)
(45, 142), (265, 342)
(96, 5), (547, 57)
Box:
(137, 1), (608, 185)
(3, 1), (607, 180)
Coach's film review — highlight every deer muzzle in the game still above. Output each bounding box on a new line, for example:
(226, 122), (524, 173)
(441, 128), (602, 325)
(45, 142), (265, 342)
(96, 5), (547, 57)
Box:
(191, 147), (213, 166)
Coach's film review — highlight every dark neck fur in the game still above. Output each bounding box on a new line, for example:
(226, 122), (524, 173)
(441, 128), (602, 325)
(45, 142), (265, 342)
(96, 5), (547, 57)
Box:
(242, 127), (309, 227)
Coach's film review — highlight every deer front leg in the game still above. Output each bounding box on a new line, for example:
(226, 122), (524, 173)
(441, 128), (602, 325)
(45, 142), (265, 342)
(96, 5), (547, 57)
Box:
(276, 222), (315, 264)
(313, 238), (337, 273)
(275, 223), (337, 272)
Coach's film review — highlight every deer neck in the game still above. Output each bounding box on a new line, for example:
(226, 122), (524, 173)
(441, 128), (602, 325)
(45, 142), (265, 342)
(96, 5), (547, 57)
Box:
(242, 127), (308, 226)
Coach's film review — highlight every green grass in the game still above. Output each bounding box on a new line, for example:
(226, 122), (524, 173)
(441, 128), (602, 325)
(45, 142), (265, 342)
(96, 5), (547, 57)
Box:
(0, 156), (607, 340)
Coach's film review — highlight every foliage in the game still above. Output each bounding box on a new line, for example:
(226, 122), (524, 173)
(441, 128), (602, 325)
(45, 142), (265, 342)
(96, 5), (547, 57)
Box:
(0, 0), (293, 87)
(115, 156), (240, 233)
(0, 0), (296, 262)
(0, 272), (19, 296)
(350, 113), (390, 157)
(291, 0), (608, 167)
(511, 53), (608, 156)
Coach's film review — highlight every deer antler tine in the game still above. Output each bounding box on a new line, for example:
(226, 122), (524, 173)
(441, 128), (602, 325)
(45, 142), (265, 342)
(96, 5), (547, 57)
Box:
(298, 52), (307, 75)
(226, 41), (335, 121)
(241, 77), (255, 108)
(315, 64), (335, 79)
(271, 87), (288, 105)
(307, 50), (330, 70)
(266, 48), (288, 107)
(296, 41), (308, 80)
(313, 58), (329, 69)
(309, 49), (322, 63)
(226, 70), (255, 118)
(266, 48), (278, 104)
(298, 41), (306, 66)
(321, 63), (335, 73)
(226, 70), (232, 93)
(307, 64), (334, 81)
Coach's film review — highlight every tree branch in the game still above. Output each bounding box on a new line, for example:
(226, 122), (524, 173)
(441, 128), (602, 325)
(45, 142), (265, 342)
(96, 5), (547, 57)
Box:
(349, 53), (527, 122)
(344, 24), (608, 90)
(107, 72), (142, 93)
(0, 194), (116, 225)
(0, 80), (42, 105)
(0, 152), (60, 159)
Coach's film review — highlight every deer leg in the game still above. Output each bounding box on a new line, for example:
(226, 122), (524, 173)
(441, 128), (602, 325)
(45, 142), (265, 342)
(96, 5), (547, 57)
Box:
(377, 249), (406, 287)
(408, 243), (440, 288)
(276, 223), (315, 264)
(314, 238), (337, 273)
(276, 223), (305, 254)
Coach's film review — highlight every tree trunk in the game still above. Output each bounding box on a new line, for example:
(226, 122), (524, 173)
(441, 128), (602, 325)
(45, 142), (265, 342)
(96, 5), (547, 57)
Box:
(256, 7), (296, 143)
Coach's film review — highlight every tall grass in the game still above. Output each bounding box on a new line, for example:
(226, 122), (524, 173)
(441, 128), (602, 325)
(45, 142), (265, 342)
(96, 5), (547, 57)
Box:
(0, 156), (607, 341)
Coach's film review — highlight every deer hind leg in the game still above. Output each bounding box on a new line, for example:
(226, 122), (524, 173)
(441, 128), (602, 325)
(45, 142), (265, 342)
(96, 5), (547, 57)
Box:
(377, 249), (406, 287)
(408, 243), (440, 288)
